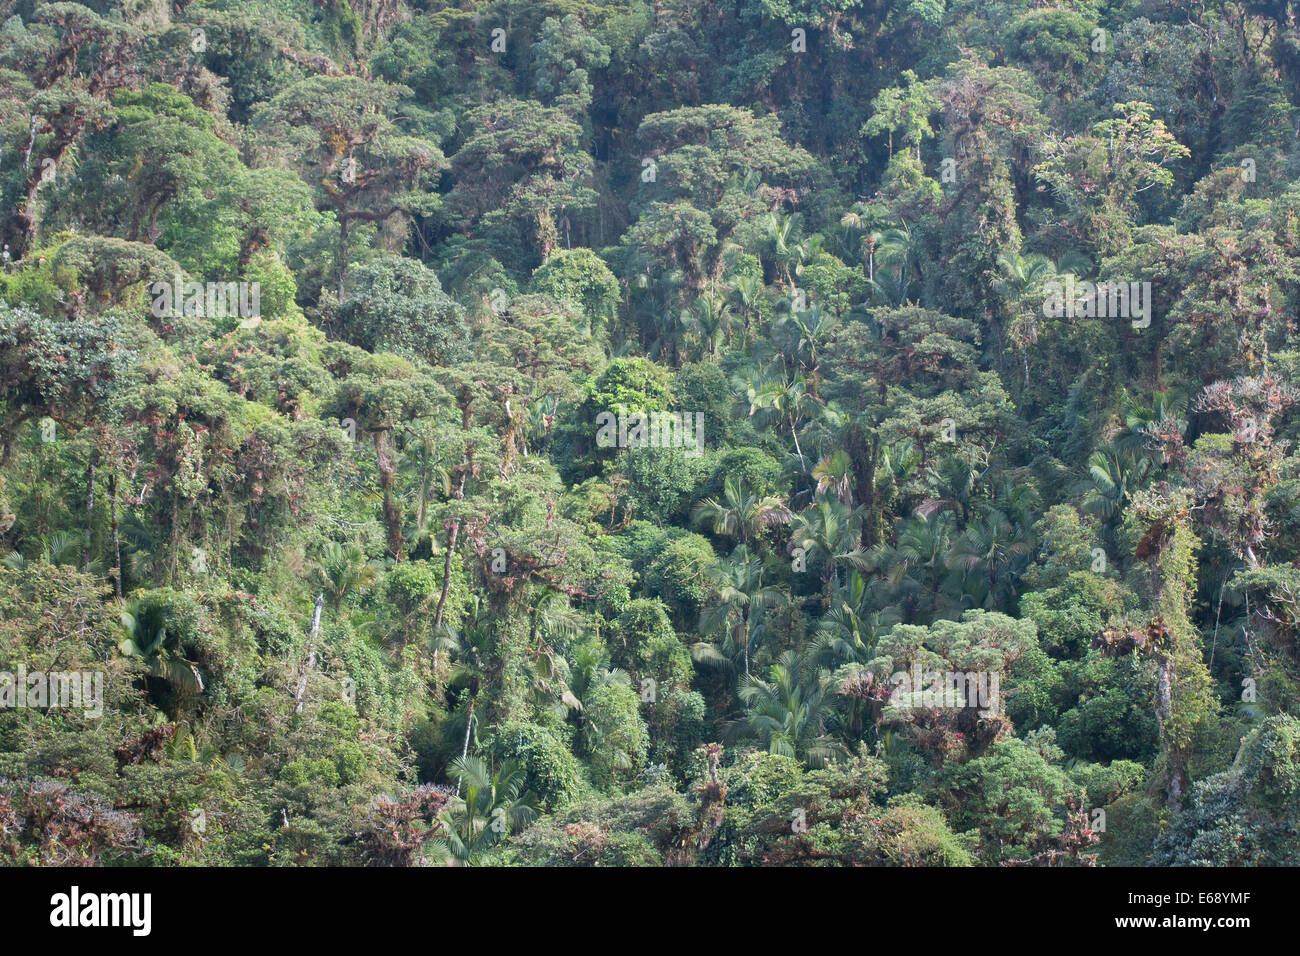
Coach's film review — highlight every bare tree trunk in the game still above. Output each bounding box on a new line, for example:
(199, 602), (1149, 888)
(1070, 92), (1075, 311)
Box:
(295, 594), (324, 714)
(455, 697), (475, 798)
(461, 699), (474, 761)
(1154, 656), (1172, 727)
(1154, 652), (1184, 807)
(790, 417), (806, 471)
(81, 450), (96, 570)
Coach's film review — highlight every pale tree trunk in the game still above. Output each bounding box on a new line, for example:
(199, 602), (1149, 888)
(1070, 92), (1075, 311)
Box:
(1154, 656), (1172, 728)
(1154, 653), (1183, 807)
(295, 594), (324, 714)
(455, 697), (475, 798)
(461, 699), (474, 761)
(1149, 546), (1187, 813)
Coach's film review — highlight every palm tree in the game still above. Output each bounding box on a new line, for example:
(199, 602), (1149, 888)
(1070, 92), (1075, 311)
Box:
(774, 303), (835, 391)
(868, 271), (914, 307)
(119, 598), (204, 708)
(988, 473), (1040, 537)
(879, 438), (922, 493)
(1115, 390), (1187, 462)
(867, 223), (919, 304)
(626, 252), (686, 363)
(648, 303), (694, 367)
(811, 569), (900, 745)
(443, 599), (496, 780)
(443, 756), (536, 865)
(522, 588), (585, 717)
(836, 215), (902, 287)
(790, 496), (870, 605)
(746, 371), (822, 471)
(809, 570), (899, 669)
(563, 639), (657, 778)
(397, 424), (450, 537)
(691, 474), (792, 550)
(681, 291), (735, 359)
(945, 509), (1034, 611)
(811, 448), (854, 507)
(732, 650), (845, 767)
(920, 452), (986, 525)
(763, 211), (799, 288)
(729, 272), (764, 350)
(695, 545), (785, 680)
(1081, 448), (1152, 532)
(994, 250), (1057, 385)
(994, 249), (1056, 292)
(567, 639), (628, 714)
(870, 511), (957, 621)
(313, 541), (379, 612)
(831, 211), (866, 272)
(792, 232), (825, 281)
(3, 529), (86, 569)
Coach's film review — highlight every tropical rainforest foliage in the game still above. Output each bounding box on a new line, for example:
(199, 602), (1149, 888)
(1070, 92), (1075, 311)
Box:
(0, 0), (1298, 867)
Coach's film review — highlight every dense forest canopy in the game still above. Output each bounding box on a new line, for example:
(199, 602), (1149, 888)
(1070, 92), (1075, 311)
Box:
(0, 0), (1298, 868)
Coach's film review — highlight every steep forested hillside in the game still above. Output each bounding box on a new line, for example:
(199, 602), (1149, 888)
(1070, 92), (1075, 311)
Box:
(0, 0), (1298, 868)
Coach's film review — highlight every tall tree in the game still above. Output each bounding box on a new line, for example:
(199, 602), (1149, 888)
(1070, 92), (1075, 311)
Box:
(253, 75), (445, 298)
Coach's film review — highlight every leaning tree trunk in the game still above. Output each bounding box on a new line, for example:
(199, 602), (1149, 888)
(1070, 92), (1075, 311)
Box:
(790, 417), (806, 471)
